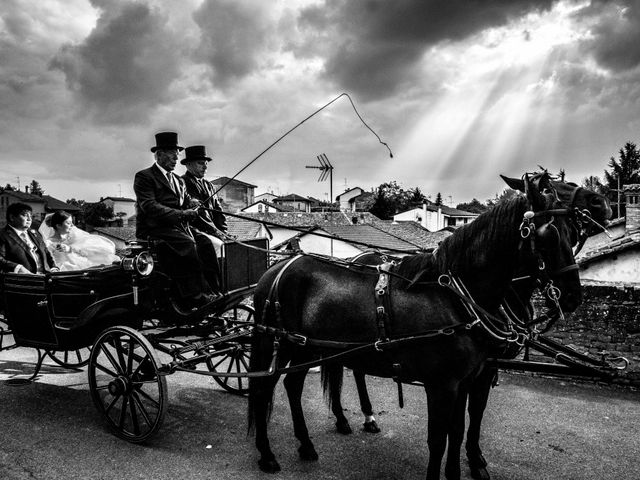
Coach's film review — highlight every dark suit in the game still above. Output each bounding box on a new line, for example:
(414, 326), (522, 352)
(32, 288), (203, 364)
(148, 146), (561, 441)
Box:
(181, 171), (227, 235)
(134, 164), (211, 298)
(181, 171), (227, 291)
(0, 226), (57, 274)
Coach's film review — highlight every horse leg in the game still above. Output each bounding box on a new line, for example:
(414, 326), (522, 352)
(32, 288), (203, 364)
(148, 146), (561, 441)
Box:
(323, 363), (352, 434)
(283, 362), (319, 462)
(444, 384), (470, 480)
(251, 372), (283, 473)
(425, 383), (458, 480)
(465, 366), (495, 480)
(354, 370), (380, 433)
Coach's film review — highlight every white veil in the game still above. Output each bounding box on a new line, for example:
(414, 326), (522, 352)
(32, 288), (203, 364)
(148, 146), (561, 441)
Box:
(38, 213), (120, 268)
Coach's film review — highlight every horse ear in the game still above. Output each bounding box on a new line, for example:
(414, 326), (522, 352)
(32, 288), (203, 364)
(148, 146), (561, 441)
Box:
(524, 174), (547, 210)
(500, 174), (524, 192)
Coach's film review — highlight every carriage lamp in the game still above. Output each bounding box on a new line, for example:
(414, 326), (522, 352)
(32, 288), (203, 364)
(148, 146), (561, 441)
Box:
(121, 251), (154, 276)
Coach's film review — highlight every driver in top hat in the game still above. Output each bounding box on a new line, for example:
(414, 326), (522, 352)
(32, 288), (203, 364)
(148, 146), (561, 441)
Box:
(180, 145), (227, 293)
(133, 131), (217, 308)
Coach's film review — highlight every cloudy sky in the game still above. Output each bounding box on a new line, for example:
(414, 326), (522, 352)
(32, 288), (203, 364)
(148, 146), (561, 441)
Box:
(2, 0), (640, 206)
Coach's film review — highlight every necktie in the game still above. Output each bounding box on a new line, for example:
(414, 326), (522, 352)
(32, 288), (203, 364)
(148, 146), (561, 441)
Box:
(167, 172), (176, 193)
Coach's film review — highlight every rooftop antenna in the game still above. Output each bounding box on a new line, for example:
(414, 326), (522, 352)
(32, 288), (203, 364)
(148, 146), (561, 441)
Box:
(306, 153), (334, 255)
(16, 176), (20, 190)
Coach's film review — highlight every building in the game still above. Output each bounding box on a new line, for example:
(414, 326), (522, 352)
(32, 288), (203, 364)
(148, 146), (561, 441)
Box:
(577, 184), (640, 284)
(0, 189), (81, 228)
(100, 197), (136, 225)
(336, 187), (364, 212)
(273, 194), (313, 213)
(210, 177), (256, 212)
(242, 200), (293, 214)
(393, 203), (478, 231)
(239, 211), (443, 258)
(254, 192), (278, 204)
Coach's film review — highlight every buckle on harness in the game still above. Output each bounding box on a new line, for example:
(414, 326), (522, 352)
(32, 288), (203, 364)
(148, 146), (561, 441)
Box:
(289, 333), (308, 346)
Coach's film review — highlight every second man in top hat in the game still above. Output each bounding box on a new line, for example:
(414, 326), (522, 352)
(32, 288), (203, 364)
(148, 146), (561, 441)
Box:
(180, 145), (227, 293)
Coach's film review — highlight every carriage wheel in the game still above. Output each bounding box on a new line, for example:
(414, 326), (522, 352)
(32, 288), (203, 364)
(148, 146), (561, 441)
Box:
(88, 326), (167, 443)
(208, 304), (254, 395)
(47, 347), (91, 368)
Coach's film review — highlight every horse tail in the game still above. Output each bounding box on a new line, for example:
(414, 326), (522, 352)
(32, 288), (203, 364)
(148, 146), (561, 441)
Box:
(320, 362), (344, 410)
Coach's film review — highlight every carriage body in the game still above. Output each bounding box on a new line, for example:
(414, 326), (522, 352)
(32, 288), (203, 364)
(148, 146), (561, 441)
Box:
(0, 237), (269, 351)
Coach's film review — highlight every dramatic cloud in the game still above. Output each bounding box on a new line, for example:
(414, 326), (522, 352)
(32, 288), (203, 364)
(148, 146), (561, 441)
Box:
(51, 1), (184, 123)
(297, 0), (556, 99)
(192, 0), (275, 88)
(576, 0), (640, 72)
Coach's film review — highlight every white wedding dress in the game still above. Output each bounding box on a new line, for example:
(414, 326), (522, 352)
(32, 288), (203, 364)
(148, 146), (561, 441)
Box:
(39, 216), (121, 271)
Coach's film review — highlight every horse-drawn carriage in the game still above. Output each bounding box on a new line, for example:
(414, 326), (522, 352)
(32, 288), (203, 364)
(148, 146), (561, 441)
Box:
(0, 236), (269, 442)
(0, 171), (632, 480)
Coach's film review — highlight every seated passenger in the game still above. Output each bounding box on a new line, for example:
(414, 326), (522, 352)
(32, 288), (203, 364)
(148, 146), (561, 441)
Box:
(0, 202), (59, 274)
(38, 211), (120, 271)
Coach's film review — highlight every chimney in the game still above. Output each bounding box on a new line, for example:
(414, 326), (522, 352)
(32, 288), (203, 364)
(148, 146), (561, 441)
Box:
(421, 203), (427, 229)
(24, 186), (29, 193)
(623, 184), (640, 235)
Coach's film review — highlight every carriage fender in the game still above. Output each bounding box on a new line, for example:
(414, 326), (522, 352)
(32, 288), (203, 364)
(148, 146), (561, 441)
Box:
(75, 292), (139, 329)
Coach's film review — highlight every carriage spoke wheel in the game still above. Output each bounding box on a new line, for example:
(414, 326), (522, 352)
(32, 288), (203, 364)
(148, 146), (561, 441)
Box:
(207, 304), (254, 395)
(47, 347), (91, 368)
(88, 326), (167, 443)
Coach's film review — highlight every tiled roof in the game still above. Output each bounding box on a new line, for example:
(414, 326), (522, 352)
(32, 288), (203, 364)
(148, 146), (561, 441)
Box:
(93, 226), (138, 242)
(41, 195), (82, 212)
(210, 176), (257, 188)
(1, 190), (46, 203)
(375, 221), (452, 250)
(578, 232), (640, 267)
(321, 224), (420, 252)
(0, 191), (81, 212)
(238, 211), (376, 227)
(274, 194), (312, 203)
(226, 217), (270, 240)
(102, 197), (136, 202)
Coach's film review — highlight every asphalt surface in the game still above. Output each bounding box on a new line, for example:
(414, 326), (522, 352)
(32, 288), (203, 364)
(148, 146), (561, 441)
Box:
(0, 346), (638, 480)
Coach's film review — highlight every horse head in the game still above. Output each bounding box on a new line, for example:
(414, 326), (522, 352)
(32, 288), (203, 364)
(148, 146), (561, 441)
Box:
(510, 173), (582, 313)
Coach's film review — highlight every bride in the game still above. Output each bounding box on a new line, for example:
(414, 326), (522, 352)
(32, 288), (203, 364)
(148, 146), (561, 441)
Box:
(38, 211), (121, 271)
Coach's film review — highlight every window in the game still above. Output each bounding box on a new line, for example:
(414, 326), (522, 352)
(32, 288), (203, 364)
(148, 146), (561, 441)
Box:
(447, 217), (456, 226)
(258, 204), (263, 213)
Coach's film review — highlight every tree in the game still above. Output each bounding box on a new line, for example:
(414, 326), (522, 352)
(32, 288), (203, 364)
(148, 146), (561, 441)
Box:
(581, 175), (604, 194)
(368, 181), (410, 219)
(2, 183), (16, 191)
(83, 202), (114, 227)
(603, 141), (640, 218)
(486, 188), (519, 208)
(434, 192), (443, 206)
(456, 198), (489, 214)
(29, 180), (44, 196)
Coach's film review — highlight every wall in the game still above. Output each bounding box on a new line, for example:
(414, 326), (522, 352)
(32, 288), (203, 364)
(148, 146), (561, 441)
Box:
(533, 284), (640, 384)
(580, 248), (640, 284)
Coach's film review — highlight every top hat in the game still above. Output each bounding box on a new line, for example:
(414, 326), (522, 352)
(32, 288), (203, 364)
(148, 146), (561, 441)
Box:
(150, 131), (184, 153)
(180, 145), (212, 164)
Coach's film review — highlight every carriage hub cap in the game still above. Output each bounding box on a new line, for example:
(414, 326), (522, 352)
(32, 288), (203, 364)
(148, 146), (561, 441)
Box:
(108, 376), (128, 396)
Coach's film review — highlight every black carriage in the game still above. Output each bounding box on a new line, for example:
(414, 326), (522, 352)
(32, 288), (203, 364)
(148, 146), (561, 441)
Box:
(0, 237), (269, 442)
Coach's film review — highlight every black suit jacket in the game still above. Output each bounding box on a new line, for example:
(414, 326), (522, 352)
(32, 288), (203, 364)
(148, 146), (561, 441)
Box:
(0, 226), (57, 274)
(181, 171), (227, 236)
(134, 164), (193, 239)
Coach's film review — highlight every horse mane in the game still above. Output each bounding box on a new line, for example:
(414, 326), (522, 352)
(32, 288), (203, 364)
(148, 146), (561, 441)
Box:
(395, 195), (529, 287)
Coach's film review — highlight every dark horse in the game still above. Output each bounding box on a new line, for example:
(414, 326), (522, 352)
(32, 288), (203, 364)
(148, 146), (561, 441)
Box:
(248, 175), (583, 479)
(323, 173), (612, 479)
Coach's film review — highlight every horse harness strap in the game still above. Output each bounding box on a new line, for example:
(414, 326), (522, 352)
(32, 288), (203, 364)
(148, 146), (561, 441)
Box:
(374, 262), (395, 348)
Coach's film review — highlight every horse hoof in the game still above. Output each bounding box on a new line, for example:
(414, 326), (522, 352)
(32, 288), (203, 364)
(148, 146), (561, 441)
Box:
(336, 421), (353, 435)
(363, 420), (381, 433)
(258, 458), (281, 473)
(298, 444), (319, 461)
(470, 466), (490, 480)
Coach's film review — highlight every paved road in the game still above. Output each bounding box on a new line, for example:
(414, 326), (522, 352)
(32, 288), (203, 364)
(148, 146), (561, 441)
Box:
(0, 347), (638, 480)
